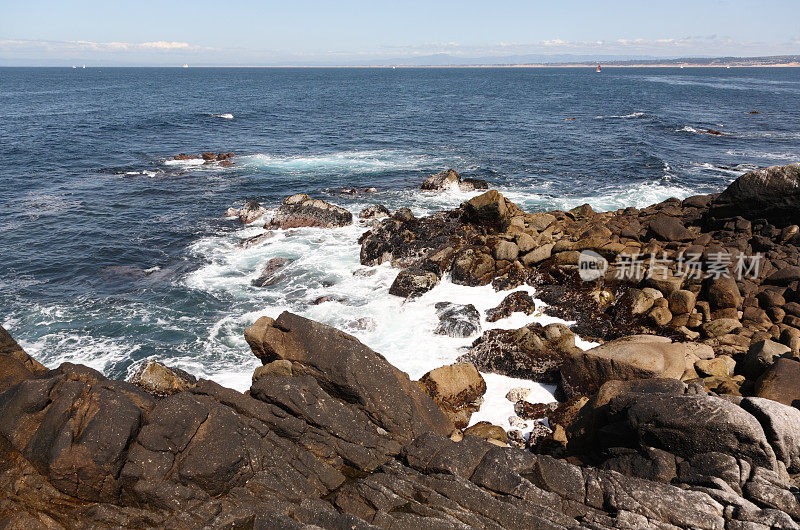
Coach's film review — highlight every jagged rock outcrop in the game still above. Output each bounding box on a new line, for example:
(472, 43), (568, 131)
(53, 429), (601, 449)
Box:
(3, 320), (800, 528)
(708, 163), (800, 227)
(266, 194), (353, 229)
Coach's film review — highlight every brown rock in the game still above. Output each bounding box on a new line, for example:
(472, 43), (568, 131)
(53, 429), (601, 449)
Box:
(419, 363), (486, 428)
(754, 358), (800, 407)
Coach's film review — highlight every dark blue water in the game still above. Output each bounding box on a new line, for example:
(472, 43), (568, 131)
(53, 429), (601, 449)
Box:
(2, 67), (799, 387)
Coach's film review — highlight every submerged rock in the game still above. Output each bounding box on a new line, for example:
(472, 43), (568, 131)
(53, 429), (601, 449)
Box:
(251, 257), (292, 287)
(433, 302), (481, 338)
(420, 169), (487, 192)
(266, 194), (353, 229)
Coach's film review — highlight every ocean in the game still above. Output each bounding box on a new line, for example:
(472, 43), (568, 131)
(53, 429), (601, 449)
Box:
(2, 66), (799, 409)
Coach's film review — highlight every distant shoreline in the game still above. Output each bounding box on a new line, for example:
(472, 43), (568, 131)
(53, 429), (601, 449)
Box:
(191, 63), (800, 68)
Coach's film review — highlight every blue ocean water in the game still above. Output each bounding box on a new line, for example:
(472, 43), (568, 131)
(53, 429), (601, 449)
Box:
(1, 66), (799, 388)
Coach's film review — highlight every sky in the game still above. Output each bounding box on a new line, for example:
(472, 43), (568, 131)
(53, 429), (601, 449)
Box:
(1, 0), (799, 66)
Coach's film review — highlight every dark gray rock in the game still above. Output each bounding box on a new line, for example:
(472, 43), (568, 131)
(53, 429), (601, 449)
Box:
(434, 302), (481, 338)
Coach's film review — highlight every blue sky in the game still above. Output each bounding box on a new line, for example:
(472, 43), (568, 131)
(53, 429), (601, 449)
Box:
(1, 0), (799, 65)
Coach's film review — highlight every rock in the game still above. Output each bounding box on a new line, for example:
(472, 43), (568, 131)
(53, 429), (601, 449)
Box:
(451, 248), (495, 286)
(741, 340), (791, 380)
(705, 276), (742, 310)
(754, 358), (800, 407)
(520, 242), (555, 266)
(740, 397), (800, 472)
(627, 288), (655, 315)
(701, 318), (742, 338)
(239, 231), (274, 248)
(433, 302), (481, 338)
(648, 214), (694, 241)
(228, 200), (267, 224)
(418, 363), (486, 428)
(765, 266), (800, 285)
(463, 422), (507, 443)
(388, 267), (440, 298)
(358, 204), (390, 219)
(505, 387), (531, 403)
(252, 359), (293, 381)
(266, 194), (353, 229)
(515, 401), (550, 420)
(128, 360), (195, 396)
(560, 336), (704, 398)
(251, 257), (292, 287)
(695, 356), (735, 378)
(608, 392), (778, 471)
(462, 190), (516, 230)
(462, 177), (489, 190)
(420, 169), (461, 190)
(648, 306), (672, 327)
(460, 322), (579, 382)
(493, 240), (519, 261)
(244, 311), (454, 441)
(485, 291), (536, 322)
(669, 289), (697, 315)
(708, 163), (800, 226)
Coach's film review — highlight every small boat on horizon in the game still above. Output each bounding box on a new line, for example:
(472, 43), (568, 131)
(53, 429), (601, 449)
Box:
(182, 64), (189, 68)
(596, 64), (602, 72)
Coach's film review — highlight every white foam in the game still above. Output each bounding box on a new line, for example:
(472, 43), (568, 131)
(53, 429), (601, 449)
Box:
(212, 113), (234, 119)
(594, 111), (645, 119)
(164, 158), (205, 167)
(469, 373), (556, 432)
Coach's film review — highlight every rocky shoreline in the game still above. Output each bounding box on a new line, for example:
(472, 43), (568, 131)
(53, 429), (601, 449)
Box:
(2, 163), (800, 529)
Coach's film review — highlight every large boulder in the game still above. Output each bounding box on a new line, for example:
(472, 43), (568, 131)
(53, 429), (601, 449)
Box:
(754, 358), (800, 407)
(388, 267), (439, 298)
(459, 322), (579, 382)
(462, 190), (519, 230)
(708, 163), (800, 226)
(648, 214), (694, 242)
(560, 335), (711, 398)
(244, 312), (454, 442)
(606, 391), (778, 472)
(418, 363), (486, 428)
(266, 194), (352, 229)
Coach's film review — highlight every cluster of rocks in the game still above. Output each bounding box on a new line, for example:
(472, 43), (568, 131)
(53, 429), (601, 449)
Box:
(5, 310), (800, 528)
(421, 168), (489, 192)
(173, 152), (235, 166)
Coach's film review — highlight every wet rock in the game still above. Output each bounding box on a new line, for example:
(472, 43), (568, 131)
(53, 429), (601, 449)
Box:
(227, 200), (266, 224)
(128, 360), (196, 396)
(418, 363), (486, 428)
(451, 247), (495, 286)
(251, 257), (292, 287)
(433, 302), (481, 338)
(388, 267), (440, 298)
(459, 322), (579, 382)
(709, 163), (800, 226)
(420, 168), (461, 190)
(358, 204), (390, 219)
(239, 231), (274, 248)
(266, 194), (353, 229)
(485, 291), (536, 322)
(462, 190), (518, 230)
